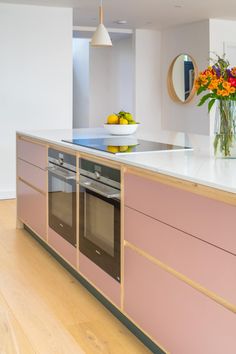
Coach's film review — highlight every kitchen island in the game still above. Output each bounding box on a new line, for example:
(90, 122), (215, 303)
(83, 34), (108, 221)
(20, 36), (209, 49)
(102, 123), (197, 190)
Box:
(16, 129), (236, 354)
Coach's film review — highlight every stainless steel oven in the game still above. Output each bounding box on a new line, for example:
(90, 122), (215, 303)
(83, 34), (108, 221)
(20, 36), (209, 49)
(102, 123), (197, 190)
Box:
(79, 158), (121, 282)
(48, 148), (77, 246)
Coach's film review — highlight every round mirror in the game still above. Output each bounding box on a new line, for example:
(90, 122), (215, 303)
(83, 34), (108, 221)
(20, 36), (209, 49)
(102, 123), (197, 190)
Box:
(168, 54), (198, 104)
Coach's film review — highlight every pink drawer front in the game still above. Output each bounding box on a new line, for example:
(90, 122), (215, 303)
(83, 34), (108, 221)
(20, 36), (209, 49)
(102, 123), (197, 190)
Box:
(79, 253), (121, 308)
(17, 158), (47, 193)
(124, 172), (236, 255)
(17, 180), (46, 240)
(17, 138), (47, 170)
(125, 207), (236, 306)
(124, 246), (236, 354)
(48, 227), (77, 268)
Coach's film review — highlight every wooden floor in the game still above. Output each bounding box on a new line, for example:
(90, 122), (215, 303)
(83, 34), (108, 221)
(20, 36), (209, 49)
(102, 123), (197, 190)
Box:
(0, 199), (151, 354)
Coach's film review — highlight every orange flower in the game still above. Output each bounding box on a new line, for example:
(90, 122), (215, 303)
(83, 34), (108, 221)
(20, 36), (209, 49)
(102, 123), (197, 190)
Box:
(195, 82), (200, 90)
(231, 67), (236, 77)
(199, 74), (206, 81)
(229, 87), (236, 94)
(208, 79), (220, 90)
(223, 81), (231, 89)
(222, 90), (230, 97)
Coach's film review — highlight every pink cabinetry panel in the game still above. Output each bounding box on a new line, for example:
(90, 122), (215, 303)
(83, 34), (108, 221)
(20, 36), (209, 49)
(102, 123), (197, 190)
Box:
(125, 207), (236, 305)
(17, 138), (47, 170)
(124, 246), (236, 354)
(124, 172), (236, 255)
(17, 180), (46, 240)
(48, 227), (77, 268)
(79, 252), (121, 308)
(17, 159), (47, 193)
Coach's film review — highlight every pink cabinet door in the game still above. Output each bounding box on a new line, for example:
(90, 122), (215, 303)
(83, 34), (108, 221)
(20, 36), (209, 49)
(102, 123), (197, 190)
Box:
(17, 159), (47, 193)
(124, 172), (236, 255)
(124, 246), (236, 354)
(48, 227), (77, 268)
(17, 180), (46, 240)
(79, 253), (121, 308)
(17, 138), (47, 170)
(125, 206), (236, 306)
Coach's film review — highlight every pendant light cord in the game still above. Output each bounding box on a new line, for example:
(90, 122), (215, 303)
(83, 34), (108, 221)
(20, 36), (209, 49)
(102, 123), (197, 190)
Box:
(91, 0), (112, 46)
(99, 0), (103, 24)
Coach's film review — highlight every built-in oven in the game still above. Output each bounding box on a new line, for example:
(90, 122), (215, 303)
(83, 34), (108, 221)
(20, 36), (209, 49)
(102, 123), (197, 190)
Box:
(48, 148), (77, 246)
(79, 158), (121, 282)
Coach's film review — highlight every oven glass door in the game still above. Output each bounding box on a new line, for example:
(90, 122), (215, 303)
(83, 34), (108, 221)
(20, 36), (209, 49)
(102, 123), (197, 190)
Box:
(79, 187), (120, 282)
(48, 167), (76, 246)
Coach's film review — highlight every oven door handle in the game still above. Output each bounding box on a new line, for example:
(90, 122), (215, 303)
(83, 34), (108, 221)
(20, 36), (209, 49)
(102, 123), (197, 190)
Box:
(48, 166), (76, 180)
(79, 180), (120, 200)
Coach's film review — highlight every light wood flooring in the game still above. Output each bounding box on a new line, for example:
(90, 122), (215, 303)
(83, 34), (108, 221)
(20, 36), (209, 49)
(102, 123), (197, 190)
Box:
(0, 199), (151, 354)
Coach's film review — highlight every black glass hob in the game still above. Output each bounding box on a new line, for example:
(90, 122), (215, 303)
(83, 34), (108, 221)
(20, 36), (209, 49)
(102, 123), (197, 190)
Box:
(62, 137), (190, 154)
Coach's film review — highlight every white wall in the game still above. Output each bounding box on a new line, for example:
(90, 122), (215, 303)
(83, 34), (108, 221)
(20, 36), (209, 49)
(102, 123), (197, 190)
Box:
(89, 46), (113, 127)
(210, 19), (236, 63)
(0, 3), (73, 199)
(73, 38), (90, 128)
(134, 29), (162, 140)
(161, 20), (210, 136)
(110, 36), (134, 114)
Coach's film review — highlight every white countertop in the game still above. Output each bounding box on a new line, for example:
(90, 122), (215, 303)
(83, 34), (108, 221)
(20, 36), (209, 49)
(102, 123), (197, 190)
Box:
(17, 128), (236, 194)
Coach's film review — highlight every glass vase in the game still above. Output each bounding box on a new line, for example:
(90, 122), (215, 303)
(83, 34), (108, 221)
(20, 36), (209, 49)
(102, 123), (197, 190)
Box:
(214, 99), (236, 158)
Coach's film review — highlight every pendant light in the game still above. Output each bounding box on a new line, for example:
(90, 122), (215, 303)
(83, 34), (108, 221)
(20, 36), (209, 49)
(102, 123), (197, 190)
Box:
(91, 0), (112, 47)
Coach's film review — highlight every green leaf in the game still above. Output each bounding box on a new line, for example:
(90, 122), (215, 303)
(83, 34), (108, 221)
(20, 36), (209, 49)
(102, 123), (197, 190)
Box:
(197, 93), (213, 106)
(208, 99), (216, 112)
(197, 86), (206, 95)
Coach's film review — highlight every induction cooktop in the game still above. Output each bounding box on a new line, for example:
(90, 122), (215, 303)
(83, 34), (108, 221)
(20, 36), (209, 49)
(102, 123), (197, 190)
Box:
(62, 137), (190, 154)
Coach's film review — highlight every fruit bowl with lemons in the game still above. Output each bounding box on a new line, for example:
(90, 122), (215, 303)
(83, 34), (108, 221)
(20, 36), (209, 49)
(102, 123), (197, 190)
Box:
(104, 111), (139, 135)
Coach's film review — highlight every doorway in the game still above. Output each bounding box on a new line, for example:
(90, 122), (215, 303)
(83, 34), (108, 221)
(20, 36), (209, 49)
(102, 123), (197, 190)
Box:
(73, 29), (134, 129)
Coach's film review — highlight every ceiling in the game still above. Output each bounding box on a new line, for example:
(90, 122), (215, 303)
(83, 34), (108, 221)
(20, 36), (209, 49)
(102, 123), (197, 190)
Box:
(1, 0), (236, 30)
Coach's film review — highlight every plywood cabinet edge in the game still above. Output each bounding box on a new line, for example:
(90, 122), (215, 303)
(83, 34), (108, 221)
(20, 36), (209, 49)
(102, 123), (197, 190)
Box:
(79, 152), (122, 170)
(120, 167), (125, 311)
(124, 166), (236, 206)
(17, 134), (49, 148)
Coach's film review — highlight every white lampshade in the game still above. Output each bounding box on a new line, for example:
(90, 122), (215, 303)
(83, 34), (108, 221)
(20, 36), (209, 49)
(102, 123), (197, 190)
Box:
(90, 2), (112, 47)
(91, 23), (112, 47)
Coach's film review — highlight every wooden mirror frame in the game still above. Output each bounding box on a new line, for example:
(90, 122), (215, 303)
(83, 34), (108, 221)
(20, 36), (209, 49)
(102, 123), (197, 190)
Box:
(167, 54), (198, 104)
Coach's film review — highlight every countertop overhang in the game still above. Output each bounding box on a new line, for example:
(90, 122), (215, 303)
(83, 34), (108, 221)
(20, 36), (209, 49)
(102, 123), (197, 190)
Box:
(16, 128), (236, 195)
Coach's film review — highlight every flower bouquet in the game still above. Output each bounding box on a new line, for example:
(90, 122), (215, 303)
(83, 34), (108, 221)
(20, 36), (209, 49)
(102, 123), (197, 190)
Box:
(195, 54), (236, 157)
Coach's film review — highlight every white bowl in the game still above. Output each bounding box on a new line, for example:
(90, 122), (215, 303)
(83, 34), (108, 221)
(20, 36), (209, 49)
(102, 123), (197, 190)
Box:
(104, 124), (139, 135)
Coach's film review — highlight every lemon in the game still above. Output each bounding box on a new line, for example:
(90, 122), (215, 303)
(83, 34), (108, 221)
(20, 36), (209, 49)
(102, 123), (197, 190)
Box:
(107, 114), (119, 124)
(107, 145), (119, 153)
(119, 145), (128, 152)
(119, 118), (128, 125)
